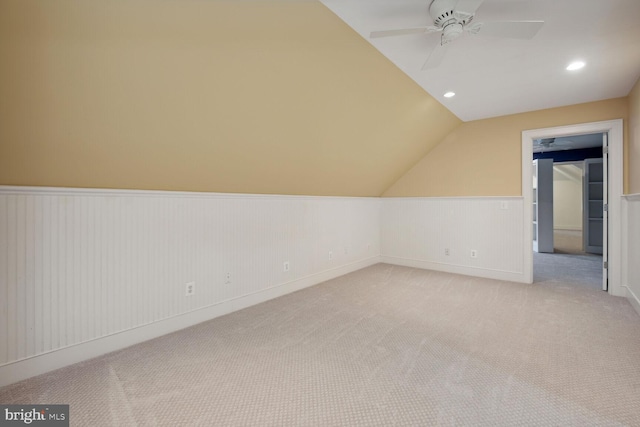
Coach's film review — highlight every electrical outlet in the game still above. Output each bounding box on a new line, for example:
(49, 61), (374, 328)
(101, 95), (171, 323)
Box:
(329, 251), (333, 260)
(445, 248), (450, 256)
(470, 250), (478, 258)
(225, 273), (231, 285)
(185, 282), (195, 297)
(344, 247), (349, 255)
(283, 261), (290, 272)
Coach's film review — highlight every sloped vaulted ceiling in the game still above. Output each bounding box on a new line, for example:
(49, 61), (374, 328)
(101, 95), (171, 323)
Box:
(0, 0), (461, 196)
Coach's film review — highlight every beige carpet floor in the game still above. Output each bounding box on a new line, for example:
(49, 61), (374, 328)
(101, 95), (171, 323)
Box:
(1, 264), (639, 426)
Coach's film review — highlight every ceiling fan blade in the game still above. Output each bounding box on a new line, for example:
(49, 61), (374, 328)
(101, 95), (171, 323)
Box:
(370, 26), (440, 39)
(455, 0), (485, 15)
(421, 43), (448, 70)
(473, 20), (544, 39)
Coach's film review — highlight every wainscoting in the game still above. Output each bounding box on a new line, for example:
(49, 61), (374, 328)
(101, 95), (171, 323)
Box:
(3, 189), (635, 387)
(0, 187), (380, 386)
(380, 197), (525, 283)
(623, 194), (640, 316)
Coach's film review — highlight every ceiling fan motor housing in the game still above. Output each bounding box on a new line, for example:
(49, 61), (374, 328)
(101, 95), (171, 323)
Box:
(429, 0), (472, 27)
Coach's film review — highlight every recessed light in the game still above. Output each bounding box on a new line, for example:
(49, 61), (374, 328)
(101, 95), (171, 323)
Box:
(566, 61), (585, 71)
(444, 91), (455, 98)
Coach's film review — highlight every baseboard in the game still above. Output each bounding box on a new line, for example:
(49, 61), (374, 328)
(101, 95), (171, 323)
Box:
(380, 256), (526, 283)
(554, 227), (582, 231)
(0, 256), (380, 388)
(624, 285), (640, 318)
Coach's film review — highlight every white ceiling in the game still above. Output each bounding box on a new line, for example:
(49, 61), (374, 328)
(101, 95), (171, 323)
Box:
(319, 0), (640, 121)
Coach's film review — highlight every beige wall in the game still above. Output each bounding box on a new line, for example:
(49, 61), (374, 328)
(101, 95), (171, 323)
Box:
(0, 0), (461, 197)
(553, 163), (583, 231)
(383, 98), (629, 197)
(629, 75), (640, 194)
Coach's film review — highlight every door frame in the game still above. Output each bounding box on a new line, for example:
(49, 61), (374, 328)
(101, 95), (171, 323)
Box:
(522, 119), (624, 296)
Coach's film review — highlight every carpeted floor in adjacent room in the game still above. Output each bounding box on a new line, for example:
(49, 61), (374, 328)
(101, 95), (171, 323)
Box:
(534, 229), (604, 291)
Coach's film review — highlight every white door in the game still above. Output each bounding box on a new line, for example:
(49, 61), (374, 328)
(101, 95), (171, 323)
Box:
(602, 133), (608, 291)
(582, 134), (608, 291)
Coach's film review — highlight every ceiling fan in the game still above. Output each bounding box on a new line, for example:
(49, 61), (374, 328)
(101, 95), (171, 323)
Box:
(535, 138), (556, 149)
(370, 0), (544, 69)
(533, 137), (573, 152)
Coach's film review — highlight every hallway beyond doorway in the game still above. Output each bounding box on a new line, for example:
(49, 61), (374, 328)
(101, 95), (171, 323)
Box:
(534, 230), (602, 290)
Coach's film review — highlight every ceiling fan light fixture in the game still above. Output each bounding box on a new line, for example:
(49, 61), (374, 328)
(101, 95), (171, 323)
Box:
(442, 22), (464, 43)
(566, 61), (586, 71)
(444, 91), (456, 98)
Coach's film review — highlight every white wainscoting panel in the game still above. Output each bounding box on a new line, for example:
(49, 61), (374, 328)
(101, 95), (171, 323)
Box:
(623, 194), (640, 317)
(0, 187), (380, 385)
(381, 197), (525, 282)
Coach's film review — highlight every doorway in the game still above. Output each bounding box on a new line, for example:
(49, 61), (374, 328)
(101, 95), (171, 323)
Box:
(531, 135), (605, 290)
(521, 119), (624, 297)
